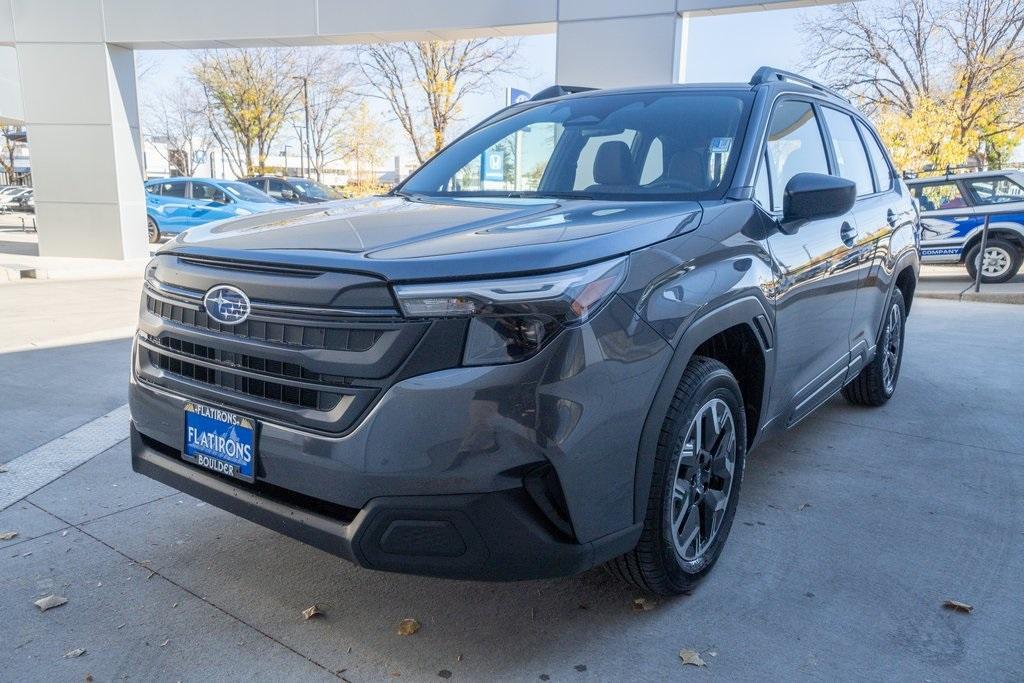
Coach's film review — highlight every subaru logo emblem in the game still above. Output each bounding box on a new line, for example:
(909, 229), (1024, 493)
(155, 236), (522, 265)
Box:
(203, 285), (251, 325)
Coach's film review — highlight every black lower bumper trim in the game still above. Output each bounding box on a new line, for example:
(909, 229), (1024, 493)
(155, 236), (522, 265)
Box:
(130, 424), (641, 581)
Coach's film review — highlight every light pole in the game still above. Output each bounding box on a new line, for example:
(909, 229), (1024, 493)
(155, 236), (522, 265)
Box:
(292, 75), (311, 179)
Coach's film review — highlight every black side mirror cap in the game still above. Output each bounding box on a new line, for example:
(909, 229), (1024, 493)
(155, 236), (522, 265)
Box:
(781, 173), (856, 230)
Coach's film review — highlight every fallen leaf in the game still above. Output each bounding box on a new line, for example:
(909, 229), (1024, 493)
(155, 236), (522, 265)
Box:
(943, 599), (973, 614)
(85, 676), (93, 682)
(0, 531), (17, 541)
(61, 530), (68, 537)
(679, 649), (706, 667)
(64, 648), (86, 658)
(0, 465), (7, 473)
(302, 604), (323, 620)
(34, 595), (68, 612)
(160, 639), (169, 647)
(633, 597), (657, 612)
(798, 503), (812, 511)
(574, 664), (587, 672)
(396, 618), (420, 636)
(437, 671), (453, 679)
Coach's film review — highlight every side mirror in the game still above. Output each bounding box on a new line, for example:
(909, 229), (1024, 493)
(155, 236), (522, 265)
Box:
(781, 173), (856, 232)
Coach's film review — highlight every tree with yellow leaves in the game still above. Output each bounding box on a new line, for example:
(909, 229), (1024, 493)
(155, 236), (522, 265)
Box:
(803, 0), (1024, 172)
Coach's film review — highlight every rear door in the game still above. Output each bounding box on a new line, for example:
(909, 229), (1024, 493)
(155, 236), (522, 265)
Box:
(911, 180), (976, 262)
(148, 180), (191, 232)
(818, 106), (908, 371)
(758, 99), (861, 425)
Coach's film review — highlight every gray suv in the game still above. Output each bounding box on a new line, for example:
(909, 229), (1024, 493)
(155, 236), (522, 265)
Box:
(130, 67), (919, 595)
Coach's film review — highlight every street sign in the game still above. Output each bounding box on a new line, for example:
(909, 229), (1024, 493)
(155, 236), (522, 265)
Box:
(506, 88), (531, 106)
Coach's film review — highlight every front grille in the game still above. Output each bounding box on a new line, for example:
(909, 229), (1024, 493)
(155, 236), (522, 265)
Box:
(145, 344), (343, 411)
(146, 295), (385, 352)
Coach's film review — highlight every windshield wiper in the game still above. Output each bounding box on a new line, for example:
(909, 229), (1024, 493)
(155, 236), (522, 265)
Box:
(509, 191), (596, 200)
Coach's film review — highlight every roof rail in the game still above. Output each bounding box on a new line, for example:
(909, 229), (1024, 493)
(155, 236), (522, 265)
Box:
(529, 85), (597, 102)
(902, 161), (1024, 180)
(749, 66), (849, 103)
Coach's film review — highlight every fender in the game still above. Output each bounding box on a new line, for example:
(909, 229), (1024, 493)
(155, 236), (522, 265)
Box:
(631, 295), (775, 524)
(874, 240), (920, 344)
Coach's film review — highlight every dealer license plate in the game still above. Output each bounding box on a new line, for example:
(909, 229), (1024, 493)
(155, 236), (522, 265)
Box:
(183, 402), (256, 482)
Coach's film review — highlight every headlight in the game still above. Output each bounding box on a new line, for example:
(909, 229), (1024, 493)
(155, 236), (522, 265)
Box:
(394, 257), (627, 365)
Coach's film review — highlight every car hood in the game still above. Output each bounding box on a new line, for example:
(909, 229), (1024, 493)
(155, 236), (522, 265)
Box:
(162, 195), (702, 281)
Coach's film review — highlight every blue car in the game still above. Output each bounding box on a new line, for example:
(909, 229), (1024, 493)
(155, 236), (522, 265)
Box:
(908, 169), (1024, 283)
(145, 177), (281, 243)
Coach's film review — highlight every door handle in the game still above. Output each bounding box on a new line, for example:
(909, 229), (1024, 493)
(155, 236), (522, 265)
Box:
(840, 221), (858, 247)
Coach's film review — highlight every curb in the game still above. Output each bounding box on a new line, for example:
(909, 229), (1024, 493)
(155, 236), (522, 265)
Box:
(917, 290), (1024, 305)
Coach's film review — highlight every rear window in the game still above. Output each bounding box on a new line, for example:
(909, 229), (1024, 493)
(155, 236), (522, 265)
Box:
(965, 176), (1024, 205)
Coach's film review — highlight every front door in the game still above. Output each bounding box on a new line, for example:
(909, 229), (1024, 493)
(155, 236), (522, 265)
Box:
(757, 100), (860, 426)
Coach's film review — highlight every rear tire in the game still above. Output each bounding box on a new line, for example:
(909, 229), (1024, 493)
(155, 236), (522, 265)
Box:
(147, 216), (161, 244)
(609, 356), (746, 596)
(964, 238), (1021, 284)
(843, 288), (906, 407)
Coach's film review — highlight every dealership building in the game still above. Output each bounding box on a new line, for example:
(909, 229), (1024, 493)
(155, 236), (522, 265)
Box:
(0, 0), (828, 261)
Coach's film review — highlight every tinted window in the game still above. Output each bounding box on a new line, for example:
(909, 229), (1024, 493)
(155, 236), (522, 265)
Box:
(267, 178), (287, 199)
(191, 182), (229, 203)
(822, 108), (873, 197)
(913, 182), (967, 211)
(159, 181), (187, 198)
(401, 91), (752, 201)
(966, 176), (1024, 205)
(145, 183), (159, 195)
(765, 101), (829, 212)
(856, 121), (893, 192)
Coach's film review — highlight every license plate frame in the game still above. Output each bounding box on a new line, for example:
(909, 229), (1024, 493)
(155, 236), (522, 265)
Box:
(183, 401), (257, 482)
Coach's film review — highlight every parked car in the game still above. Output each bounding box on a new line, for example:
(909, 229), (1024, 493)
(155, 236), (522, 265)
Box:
(907, 169), (1024, 283)
(0, 186), (32, 212)
(144, 177), (281, 243)
(241, 175), (342, 203)
(131, 67), (919, 595)
(11, 188), (33, 212)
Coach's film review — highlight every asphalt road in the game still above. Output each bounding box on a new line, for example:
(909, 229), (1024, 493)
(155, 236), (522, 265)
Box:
(1, 282), (1022, 681)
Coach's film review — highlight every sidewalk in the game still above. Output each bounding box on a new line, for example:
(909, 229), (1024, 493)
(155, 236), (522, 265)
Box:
(0, 224), (149, 283)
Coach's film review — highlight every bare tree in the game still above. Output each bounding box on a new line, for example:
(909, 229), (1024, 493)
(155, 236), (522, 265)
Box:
(144, 81), (212, 176)
(0, 126), (23, 184)
(192, 48), (303, 176)
(294, 49), (360, 181)
(357, 39), (520, 163)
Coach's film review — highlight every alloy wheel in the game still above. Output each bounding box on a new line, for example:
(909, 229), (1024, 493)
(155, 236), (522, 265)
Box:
(671, 397), (737, 562)
(882, 302), (902, 393)
(978, 246), (1012, 278)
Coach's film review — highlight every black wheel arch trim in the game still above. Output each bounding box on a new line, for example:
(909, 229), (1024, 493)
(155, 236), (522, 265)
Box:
(631, 295), (775, 525)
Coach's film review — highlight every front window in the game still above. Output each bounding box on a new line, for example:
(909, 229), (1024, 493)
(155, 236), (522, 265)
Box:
(290, 179), (341, 200)
(913, 182), (967, 211)
(399, 91), (753, 201)
(965, 176), (1024, 205)
(765, 100), (829, 212)
(220, 181), (278, 203)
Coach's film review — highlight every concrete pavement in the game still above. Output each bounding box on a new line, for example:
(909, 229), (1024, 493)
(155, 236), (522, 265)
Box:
(1, 279), (1022, 681)
(918, 264), (1024, 304)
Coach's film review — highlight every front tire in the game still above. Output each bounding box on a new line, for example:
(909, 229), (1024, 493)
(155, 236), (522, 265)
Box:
(609, 356), (746, 596)
(843, 288), (906, 407)
(147, 216), (161, 244)
(964, 238), (1021, 284)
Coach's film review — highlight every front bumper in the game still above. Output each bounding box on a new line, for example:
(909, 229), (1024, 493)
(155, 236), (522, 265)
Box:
(130, 295), (671, 580)
(132, 425), (640, 580)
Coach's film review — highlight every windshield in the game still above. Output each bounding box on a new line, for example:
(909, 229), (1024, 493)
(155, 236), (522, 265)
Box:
(221, 181), (277, 203)
(399, 91), (752, 201)
(291, 179), (341, 200)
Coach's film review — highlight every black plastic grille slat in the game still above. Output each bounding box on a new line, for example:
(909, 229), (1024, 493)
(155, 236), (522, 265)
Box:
(148, 347), (340, 411)
(146, 295), (385, 352)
